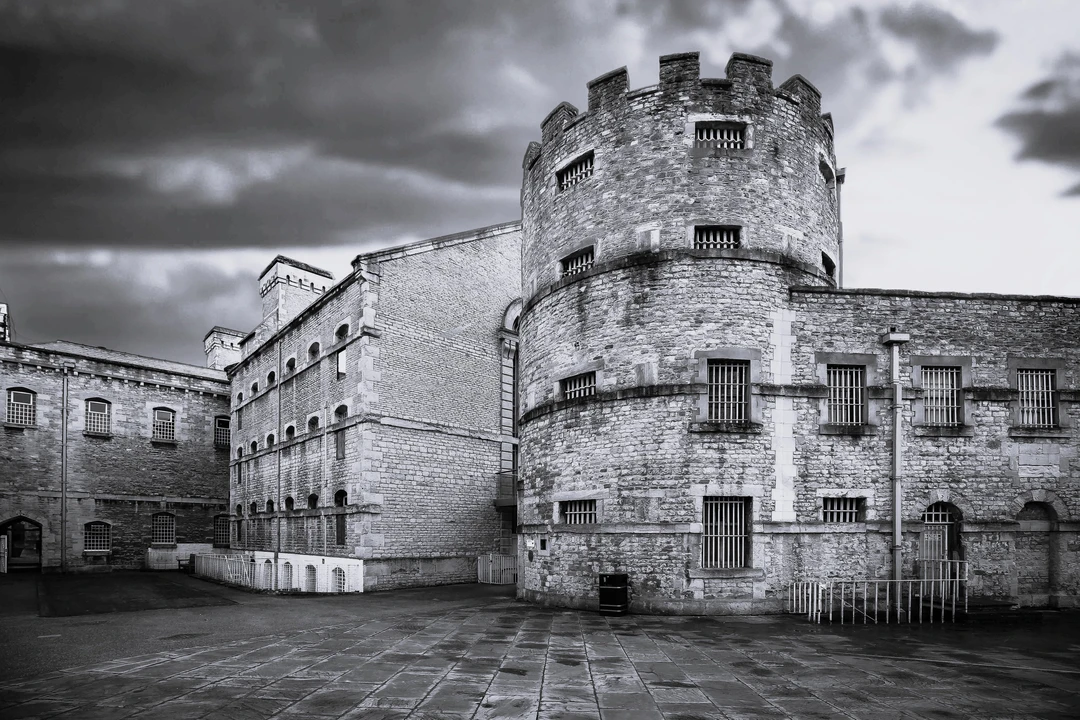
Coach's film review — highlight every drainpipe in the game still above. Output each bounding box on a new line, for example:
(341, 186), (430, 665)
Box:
(881, 329), (909, 604)
(836, 168), (846, 289)
(60, 363), (75, 572)
(275, 342), (282, 584)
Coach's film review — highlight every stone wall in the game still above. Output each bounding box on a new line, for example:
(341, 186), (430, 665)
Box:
(0, 341), (230, 571)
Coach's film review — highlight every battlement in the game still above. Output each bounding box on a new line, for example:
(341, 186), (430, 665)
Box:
(203, 326), (245, 371)
(534, 51), (828, 153)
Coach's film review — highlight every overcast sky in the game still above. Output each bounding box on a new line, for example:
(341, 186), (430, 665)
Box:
(1, 0), (1077, 365)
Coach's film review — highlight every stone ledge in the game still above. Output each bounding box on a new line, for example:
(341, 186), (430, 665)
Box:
(818, 424), (877, 436)
(688, 567), (765, 580)
(84, 431), (114, 439)
(688, 421), (763, 434)
(1008, 427), (1071, 439)
(914, 425), (975, 438)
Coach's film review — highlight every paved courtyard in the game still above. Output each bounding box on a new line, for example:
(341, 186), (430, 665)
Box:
(1, 575), (1079, 719)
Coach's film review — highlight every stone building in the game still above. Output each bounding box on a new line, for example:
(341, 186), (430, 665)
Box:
(227, 223), (520, 591)
(0, 330), (231, 572)
(515, 51), (1080, 613)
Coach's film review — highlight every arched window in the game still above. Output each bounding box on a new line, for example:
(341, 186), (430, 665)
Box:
(332, 566), (346, 593)
(309, 342), (321, 359)
(249, 501), (258, 515)
(84, 521), (111, 551)
(237, 392), (244, 403)
(152, 408), (175, 441)
(921, 502), (963, 573)
(251, 381), (259, 394)
(334, 405), (348, 423)
(336, 323), (349, 341)
(334, 490), (348, 507)
(267, 370), (276, 385)
(307, 416), (320, 432)
(266, 499), (275, 513)
(282, 561), (293, 589)
(235, 503), (244, 516)
(285, 357), (296, 374)
(85, 399), (111, 435)
(285, 425), (295, 440)
(307, 493), (318, 509)
(266, 433), (275, 447)
(250, 440), (258, 453)
(284, 496), (295, 511)
(151, 513), (175, 545)
(236, 447), (244, 459)
(304, 565), (317, 592)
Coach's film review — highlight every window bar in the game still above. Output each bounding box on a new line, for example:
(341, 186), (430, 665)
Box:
(702, 497), (745, 569)
(823, 497), (860, 523)
(1018, 369), (1056, 427)
(562, 499), (596, 524)
(827, 365), (864, 425)
(7, 391), (35, 426)
(922, 367), (961, 426)
(707, 360), (749, 422)
(561, 248), (595, 277)
(695, 125), (745, 149)
(86, 401), (110, 434)
(214, 419), (231, 447)
(562, 372), (596, 400)
(694, 226), (740, 249)
(558, 154), (594, 190)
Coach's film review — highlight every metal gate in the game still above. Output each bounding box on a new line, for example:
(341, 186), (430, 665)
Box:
(477, 553), (517, 584)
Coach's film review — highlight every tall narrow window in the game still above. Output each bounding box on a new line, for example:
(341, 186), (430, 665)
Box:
(701, 497), (750, 569)
(6, 389), (36, 426)
(85, 399), (111, 435)
(213, 516), (230, 547)
(84, 522), (111, 551)
(694, 226), (741, 249)
(1017, 369), (1057, 428)
(336, 349), (347, 380)
(557, 151), (594, 190)
(214, 417), (231, 447)
(335, 515), (346, 546)
(922, 367), (962, 426)
(236, 406), (243, 431)
(561, 371), (596, 400)
(560, 499), (597, 524)
(335, 429), (346, 460)
(151, 513), (176, 545)
(560, 247), (595, 278)
(707, 360), (750, 422)
(152, 408), (176, 441)
(826, 365), (865, 425)
(694, 122), (746, 149)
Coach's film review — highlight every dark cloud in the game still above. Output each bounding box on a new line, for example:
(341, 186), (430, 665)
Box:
(0, 250), (261, 365)
(879, 4), (998, 72)
(997, 52), (1080, 196)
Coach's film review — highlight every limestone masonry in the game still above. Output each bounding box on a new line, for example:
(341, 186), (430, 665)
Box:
(2, 51), (1077, 614)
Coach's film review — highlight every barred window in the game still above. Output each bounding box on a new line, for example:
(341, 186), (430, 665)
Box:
(707, 360), (750, 422)
(826, 365), (865, 425)
(152, 408), (176, 441)
(214, 417), (231, 447)
(85, 399), (111, 434)
(213, 516), (230, 547)
(560, 247), (595, 278)
(823, 497), (863, 523)
(922, 367), (962, 426)
(557, 152), (594, 191)
(702, 497), (750, 568)
(151, 513), (175, 545)
(695, 122), (745, 149)
(561, 372), (596, 400)
(6, 388), (35, 426)
(1018, 369), (1057, 428)
(694, 226), (741, 250)
(84, 522), (111, 551)
(560, 499), (597, 524)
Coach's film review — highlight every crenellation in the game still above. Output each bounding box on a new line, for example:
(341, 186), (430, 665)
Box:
(540, 101), (579, 144)
(587, 66), (629, 112)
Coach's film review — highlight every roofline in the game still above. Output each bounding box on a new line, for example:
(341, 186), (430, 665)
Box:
(791, 286), (1080, 304)
(203, 326), (248, 342)
(6, 340), (228, 384)
(258, 255), (334, 281)
(350, 220), (520, 268)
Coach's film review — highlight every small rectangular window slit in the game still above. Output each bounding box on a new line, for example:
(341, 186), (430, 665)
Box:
(557, 152), (594, 191)
(561, 372), (596, 400)
(695, 226), (741, 249)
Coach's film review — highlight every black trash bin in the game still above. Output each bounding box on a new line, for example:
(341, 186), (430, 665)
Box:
(599, 573), (629, 616)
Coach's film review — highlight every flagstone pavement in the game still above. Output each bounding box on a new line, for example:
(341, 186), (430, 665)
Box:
(1, 589), (1079, 719)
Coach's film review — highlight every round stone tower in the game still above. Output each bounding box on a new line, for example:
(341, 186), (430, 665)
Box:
(517, 52), (840, 613)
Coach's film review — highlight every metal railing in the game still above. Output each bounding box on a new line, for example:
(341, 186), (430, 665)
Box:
(194, 553), (362, 593)
(477, 552), (517, 585)
(789, 562), (968, 624)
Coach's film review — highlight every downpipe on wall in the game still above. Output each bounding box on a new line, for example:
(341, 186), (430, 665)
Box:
(881, 329), (909, 612)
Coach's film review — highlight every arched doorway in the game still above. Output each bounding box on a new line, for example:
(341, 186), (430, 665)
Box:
(1016, 501), (1056, 607)
(1, 517), (43, 572)
(919, 502), (962, 579)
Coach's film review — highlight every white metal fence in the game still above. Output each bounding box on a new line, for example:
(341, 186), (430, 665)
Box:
(477, 552), (517, 585)
(789, 561), (968, 624)
(194, 553), (363, 593)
